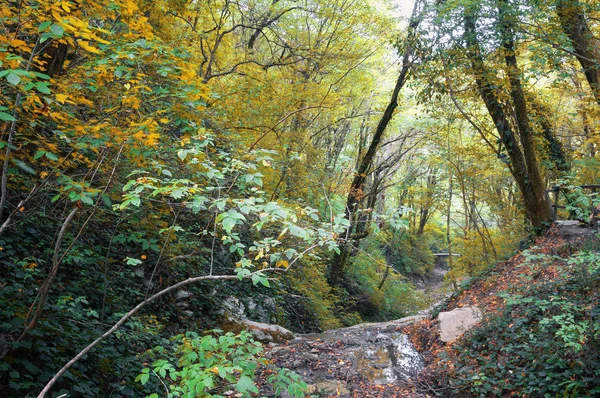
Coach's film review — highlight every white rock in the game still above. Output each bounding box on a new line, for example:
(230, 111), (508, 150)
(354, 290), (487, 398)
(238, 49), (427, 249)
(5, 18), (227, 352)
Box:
(437, 306), (482, 343)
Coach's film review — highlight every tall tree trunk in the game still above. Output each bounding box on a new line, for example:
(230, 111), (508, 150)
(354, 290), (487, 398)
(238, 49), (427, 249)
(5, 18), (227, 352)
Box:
(463, 4), (551, 229)
(529, 99), (570, 173)
(571, 74), (597, 156)
(497, 0), (552, 226)
(417, 168), (436, 236)
(329, 0), (422, 284)
(556, 0), (600, 105)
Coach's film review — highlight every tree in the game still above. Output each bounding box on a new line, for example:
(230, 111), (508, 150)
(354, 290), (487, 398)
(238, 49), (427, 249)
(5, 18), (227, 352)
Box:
(328, 0), (424, 284)
(460, 0), (551, 228)
(556, 0), (600, 105)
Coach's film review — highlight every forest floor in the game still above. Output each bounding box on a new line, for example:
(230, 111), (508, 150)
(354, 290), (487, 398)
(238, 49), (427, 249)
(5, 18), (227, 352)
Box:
(258, 222), (598, 397)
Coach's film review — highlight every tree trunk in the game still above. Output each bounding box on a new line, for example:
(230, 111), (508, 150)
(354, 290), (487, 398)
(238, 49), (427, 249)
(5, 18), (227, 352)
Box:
(556, 0), (600, 105)
(496, 0), (552, 227)
(329, 0), (422, 284)
(463, 4), (551, 229)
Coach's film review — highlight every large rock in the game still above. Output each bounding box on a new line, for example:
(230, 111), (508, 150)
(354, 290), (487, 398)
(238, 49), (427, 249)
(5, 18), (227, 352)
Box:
(437, 306), (482, 343)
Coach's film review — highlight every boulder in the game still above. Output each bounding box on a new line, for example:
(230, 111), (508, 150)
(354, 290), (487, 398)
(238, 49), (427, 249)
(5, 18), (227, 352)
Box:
(437, 306), (482, 343)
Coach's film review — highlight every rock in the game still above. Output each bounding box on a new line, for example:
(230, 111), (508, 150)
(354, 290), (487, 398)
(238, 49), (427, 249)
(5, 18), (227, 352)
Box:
(270, 346), (289, 355)
(176, 290), (192, 300)
(246, 297), (277, 323)
(315, 380), (350, 396)
(222, 297), (246, 319)
(302, 352), (319, 361)
(220, 315), (295, 343)
(339, 314), (426, 332)
(250, 328), (273, 342)
(437, 306), (482, 343)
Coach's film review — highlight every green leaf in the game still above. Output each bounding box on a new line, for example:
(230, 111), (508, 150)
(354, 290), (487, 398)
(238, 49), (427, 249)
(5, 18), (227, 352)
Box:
(35, 82), (51, 94)
(33, 72), (51, 80)
(171, 188), (185, 199)
(130, 196), (141, 207)
(101, 194), (112, 207)
(34, 150), (46, 160)
(50, 24), (65, 37)
(6, 72), (20, 85)
(45, 152), (59, 161)
(80, 195), (94, 206)
(12, 159), (35, 175)
(177, 150), (188, 161)
(38, 21), (52, 32)
(235, 375), (254, 393)
(0, 111), (16, 122)
(222, 217), (236, 233)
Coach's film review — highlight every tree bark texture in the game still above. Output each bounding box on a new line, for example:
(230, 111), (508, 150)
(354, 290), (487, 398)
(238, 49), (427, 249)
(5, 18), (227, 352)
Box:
(556, 0), (600, 105)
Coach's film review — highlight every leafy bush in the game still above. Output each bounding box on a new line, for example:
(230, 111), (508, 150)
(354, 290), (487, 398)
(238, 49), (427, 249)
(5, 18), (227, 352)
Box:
(346, 231), (426, 321)
(385, 230), (435, 276)
(285, 258), (344, 330)
(137, 331), (306, 398)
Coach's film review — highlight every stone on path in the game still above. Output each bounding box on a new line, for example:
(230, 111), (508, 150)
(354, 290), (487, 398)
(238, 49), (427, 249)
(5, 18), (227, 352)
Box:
(315, 380), (350, 397)
(437, 306), (482, 343)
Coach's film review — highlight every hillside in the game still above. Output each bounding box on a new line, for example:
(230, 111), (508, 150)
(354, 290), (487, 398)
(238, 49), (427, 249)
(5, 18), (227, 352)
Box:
(259, 223), (599, 397)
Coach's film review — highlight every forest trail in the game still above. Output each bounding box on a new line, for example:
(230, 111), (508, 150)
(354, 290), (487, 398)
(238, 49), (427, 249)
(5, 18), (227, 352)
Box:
(260, 222), (597, 397)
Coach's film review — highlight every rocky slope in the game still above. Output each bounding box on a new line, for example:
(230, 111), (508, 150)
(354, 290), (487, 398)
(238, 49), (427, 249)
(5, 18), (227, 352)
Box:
(256, 222), (598, 397)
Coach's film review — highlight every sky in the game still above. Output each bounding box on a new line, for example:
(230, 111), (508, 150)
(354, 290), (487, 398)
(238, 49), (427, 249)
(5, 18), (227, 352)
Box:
(394, 0), (416, 17)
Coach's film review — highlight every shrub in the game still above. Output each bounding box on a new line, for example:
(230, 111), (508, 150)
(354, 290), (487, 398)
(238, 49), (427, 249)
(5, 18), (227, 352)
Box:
(137, 330), (306, 398)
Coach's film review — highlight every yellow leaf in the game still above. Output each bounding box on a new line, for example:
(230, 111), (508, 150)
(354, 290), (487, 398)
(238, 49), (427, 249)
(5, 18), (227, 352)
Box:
(56, 93), (69, 103)
(78, 41), (101, 54)
(277, 228), (288, 241)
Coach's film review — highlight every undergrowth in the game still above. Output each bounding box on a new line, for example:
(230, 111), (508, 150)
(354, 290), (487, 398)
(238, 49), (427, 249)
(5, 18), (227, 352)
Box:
(429, 235), (600, 397)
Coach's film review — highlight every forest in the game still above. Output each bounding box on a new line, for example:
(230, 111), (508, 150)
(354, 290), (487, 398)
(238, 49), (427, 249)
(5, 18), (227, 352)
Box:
(0, 0), (598, 396)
